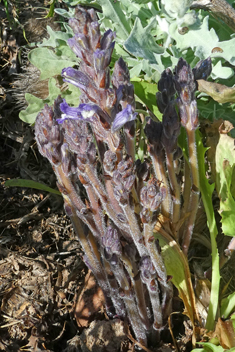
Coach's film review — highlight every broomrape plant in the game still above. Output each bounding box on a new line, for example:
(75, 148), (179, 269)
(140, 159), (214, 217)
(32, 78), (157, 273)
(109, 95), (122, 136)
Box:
(35, 6), (216, 349)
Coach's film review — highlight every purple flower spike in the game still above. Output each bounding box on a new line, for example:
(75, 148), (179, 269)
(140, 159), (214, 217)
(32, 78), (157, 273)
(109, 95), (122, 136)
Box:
(57, 99), (98, 124)
(94, 48), (114, 72)
(62, 67), (91, 90)
(111, 104), (137, 133)
(100, 29), (116, 50)
(67, 37), (83, 60)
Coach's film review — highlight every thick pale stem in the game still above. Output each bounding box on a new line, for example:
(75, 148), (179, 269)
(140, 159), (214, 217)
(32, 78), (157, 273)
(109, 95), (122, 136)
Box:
(182, 126), (200, 255)
(165, 151), (181, 225)
(122, 252), (151, 331)
(179, 160), (191, 242)
(67, 200), (110, 295)
(143, 223), (172, 321)
(146, 280), (163, 330)
(122, 203), (148, 257)
(110, 259), (147, 346)
(104, 179), (132, 241)
(150, 153), (172, 218)
(101, 255), (127, 317)
(84, 183), (105, 237)
(124, 128), (135, 161)
(83, 164), (131, 234)
(54, 165), (105, 240)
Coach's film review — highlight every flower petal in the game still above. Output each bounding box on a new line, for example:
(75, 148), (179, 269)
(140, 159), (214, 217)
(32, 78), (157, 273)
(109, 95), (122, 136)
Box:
(61, 67), (91, 90)
(57, 99), (98, 124)
(111, 104), (137, 133)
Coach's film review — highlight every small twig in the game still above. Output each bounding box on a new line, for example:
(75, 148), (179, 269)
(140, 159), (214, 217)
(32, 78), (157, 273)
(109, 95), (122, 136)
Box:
(191, 0), (235, 32)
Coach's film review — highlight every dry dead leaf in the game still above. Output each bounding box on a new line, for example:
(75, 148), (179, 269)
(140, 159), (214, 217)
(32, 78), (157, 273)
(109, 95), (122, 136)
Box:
(215, 318), (235, 349)
(75, 272), (105, 328)
(198, 80), (235, 104)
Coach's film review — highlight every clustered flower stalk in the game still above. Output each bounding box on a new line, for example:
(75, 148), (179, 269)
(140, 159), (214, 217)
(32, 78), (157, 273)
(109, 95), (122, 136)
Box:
(35, 7), (212, 348)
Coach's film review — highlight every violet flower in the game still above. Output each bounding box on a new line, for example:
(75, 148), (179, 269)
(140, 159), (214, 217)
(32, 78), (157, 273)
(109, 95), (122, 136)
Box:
(111, 104), (138, 132)
(57, 99), (98, 123)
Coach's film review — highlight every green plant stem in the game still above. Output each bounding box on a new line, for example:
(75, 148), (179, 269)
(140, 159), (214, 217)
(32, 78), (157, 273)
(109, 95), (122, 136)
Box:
(182, 127), (200, 255)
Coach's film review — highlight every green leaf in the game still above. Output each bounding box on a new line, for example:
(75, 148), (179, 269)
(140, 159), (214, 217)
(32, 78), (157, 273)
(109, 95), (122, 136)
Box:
(29, 47), (77, 80)
(211, 61), (234, 80)
(97, 0), (131, 40)
(5, 179), (61, 196)
(19, 78), (62, 124)
(215, 124), (235, 237)
(119, 0), (152, 26)
(169, 16), (235, 79)
(54, 8), (75, 18)
(192, 342), (224, 352)
(131, 79), (161, 120)
(19, 77), (81, 124)
(154, 229), (199, 326)
(178, 129), (220, 330)
(196, 130), (220, 331)
(19, 93), (45, 124)
(221, 291), (235, 319)
(38, 25), (74, 48)
(169, 16), (217, 59)
(124, 17), (164, 64)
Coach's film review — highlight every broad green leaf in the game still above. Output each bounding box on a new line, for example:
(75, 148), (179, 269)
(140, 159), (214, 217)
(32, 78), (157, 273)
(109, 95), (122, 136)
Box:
(119, 0), (152, 25)
(154, 228), (199, 326)
(211, 61), (234, 80)
(169, 16), (218, 59)
(124, 17), (164, 64)
(54, 40), (78, 61)
(54, 8), (75, 18)
(19, 77), (81, 124)
(221, 291), (235, 319)
(29, 47), (77, 80)
(97, 0), (131, 40)
(215, 123), (235, 237)
(46, 77), (64, 104)
(5, 179), (61, 196)
(197, 131), (220, 331)
(61, 0), (83, 5)
(19, 93), (45, 124)
(178, 129), (220, 331)
(169, 16), (235, 79)
(38, 25), (73, 48)
(131, 79), (161, 120)
(192, 342), (224, 352)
